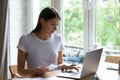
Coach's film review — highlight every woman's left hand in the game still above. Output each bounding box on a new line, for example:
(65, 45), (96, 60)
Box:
(61, 64), (80, 72)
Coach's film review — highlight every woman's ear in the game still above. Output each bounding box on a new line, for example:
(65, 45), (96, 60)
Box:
(40, 18), (45, 25)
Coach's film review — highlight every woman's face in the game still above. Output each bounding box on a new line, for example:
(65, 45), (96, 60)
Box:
(40, 18), (60, 35)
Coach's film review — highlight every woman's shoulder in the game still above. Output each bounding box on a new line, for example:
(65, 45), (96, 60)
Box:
(20, 33), (35, 41)
(20, 33), (30, 38)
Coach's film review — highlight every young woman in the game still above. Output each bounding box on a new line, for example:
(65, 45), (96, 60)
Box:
(17, 7), (79, 77)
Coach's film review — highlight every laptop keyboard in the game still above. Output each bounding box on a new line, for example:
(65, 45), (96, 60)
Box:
(65, 70), (81, 76)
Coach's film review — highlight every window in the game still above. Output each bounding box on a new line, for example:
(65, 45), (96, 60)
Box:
(63, 0), (84, 46)
(63, 0), (84, 63)
(96, 0), (120, 55)
(62, 0), (120, 63)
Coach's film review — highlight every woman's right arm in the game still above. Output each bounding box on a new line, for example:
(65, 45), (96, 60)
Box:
(17, 49), (49, 77)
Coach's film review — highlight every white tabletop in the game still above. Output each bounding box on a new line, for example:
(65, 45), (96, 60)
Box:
(11, 62), (120, 80)
(12, 76), (74, 80)
(97, 62), (120, 80)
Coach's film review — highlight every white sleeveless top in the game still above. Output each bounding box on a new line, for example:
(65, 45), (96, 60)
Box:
(17, 32), (64, 69)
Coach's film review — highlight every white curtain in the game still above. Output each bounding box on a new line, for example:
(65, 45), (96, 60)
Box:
(0, 0), (8, 79)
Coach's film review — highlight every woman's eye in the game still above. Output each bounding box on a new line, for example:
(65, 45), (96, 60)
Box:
(51, 24), (56, 26)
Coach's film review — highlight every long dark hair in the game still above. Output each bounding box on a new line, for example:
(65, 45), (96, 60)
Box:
(32, 7), (61, 33)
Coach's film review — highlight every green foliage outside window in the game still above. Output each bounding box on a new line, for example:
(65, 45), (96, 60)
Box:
(97, 0), (120, 50)
(64, 0), (84, 46)
(64, 0), (120, 50)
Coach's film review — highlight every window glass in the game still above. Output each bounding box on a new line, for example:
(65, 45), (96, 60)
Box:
(63, 0), (84, 63)
(96, 0), (120, 55)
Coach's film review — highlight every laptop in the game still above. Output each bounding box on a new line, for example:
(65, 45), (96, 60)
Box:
(57, 48), (103, 79)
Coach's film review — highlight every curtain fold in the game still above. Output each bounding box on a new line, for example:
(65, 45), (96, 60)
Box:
(0, 0), (8, 80)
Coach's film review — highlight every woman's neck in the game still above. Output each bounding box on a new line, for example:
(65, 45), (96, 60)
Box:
(36, 31), (50, 40)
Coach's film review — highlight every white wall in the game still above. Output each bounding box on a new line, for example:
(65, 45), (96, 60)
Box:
(9, 0), (32, 65)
